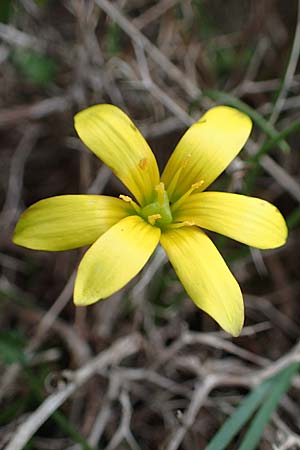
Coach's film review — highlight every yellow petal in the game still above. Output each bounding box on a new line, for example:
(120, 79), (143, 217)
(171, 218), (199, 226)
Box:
(74, 105), (160, 205)
(173, 192), (288, 249)
(160, 227), (243, 336)
(13, 195), (132, 251)
(161, 106), (252, 202)
(74, 215), (160, 305)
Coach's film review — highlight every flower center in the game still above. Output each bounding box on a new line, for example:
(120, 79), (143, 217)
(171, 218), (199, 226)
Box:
(119, 179), (204, 229)
(140, 182), (173, 227)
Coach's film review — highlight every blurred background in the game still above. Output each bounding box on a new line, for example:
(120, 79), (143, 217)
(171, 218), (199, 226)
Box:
(1, 1), (300, 449)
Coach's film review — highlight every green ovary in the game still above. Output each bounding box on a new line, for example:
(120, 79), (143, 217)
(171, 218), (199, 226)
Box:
(140, 183), (173, 227)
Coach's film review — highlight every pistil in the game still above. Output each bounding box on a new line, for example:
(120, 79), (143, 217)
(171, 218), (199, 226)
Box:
(140, 182), (173, 227)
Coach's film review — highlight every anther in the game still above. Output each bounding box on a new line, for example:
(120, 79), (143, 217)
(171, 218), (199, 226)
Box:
(119, 195), (132, 203)
(191, 180), (204, 190)
(166, 220), (195, 229)
(119, 195), (141, 214)
(183, 220), (195, 227)
(148, 213), (162, 225)
(138, 158), (149, 170)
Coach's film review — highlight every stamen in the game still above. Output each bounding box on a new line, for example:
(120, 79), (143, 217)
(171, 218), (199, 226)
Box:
(138, 157), (149, 170)
(166, 153), (192, 199)
(171, 180), (204, 213)
(154, 182), (165, 206)
(184, 220), (196, 226)
(119, 194), (141, 214)
(166, 220), (195, 229)
(192, 180), (204, 190)
(119, 195), (131, 202)
(148, 213), (162, 225)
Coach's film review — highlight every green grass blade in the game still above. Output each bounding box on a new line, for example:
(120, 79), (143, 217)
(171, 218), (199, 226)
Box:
(205, 363), (299, 450)
(249, 121), (300, 164)
(238, 362), (299, 450)
(204, 379), (273, 450)
(244, 120), (300, 194)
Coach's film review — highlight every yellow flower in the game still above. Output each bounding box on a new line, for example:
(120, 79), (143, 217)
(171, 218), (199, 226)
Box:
(13, 105), (288, 336)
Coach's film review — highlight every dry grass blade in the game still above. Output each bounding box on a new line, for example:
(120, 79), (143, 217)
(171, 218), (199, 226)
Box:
(4, 335), (142, 450)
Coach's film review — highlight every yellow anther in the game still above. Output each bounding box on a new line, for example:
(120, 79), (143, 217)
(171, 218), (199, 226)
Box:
(119, 195), (132, 203)
(154, 182), (165, 206)
(191, 180), (204, 190)
(148, 213), (161, 225)
(166, 220), (195, 229)
(183, 220), (195, 226)
(138, 157), (149, 170)
(119, 195), (141, 214)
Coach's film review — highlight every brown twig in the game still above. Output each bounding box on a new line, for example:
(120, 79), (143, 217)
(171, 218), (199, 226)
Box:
(95, 0), (201, 100)
(4, 334), (142, 450)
